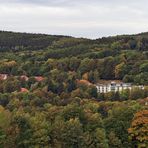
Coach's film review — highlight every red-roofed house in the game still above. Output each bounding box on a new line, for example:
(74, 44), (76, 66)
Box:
(20, 75), (29, 81)
(21, 88), (29, 93)
(34, 76), (45, 82)
(0, 74), (8, 80)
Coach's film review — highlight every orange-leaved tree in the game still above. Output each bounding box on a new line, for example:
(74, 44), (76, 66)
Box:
(128, 109), (148, 148)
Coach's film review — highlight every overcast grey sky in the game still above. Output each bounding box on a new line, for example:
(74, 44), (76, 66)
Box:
(0, 0), (148, 38)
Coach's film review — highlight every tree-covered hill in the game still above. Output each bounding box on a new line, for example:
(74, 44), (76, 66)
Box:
(0, 31), (147, 148)
(0, 31), (147, 84)
(1, 30), (148, 51)
(0, 31), (89, 51)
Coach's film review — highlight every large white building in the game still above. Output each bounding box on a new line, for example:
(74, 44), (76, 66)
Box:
(96, 81), (144, 93)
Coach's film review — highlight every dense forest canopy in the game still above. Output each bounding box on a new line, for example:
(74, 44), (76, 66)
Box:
(0, 31), (147, 148)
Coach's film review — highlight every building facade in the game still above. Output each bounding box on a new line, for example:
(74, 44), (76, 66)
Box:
(96, 81), (144, 93)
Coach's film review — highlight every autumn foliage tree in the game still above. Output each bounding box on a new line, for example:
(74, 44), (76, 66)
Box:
(128, 110), (148, 148)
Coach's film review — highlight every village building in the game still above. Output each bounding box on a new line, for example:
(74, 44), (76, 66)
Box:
(96, 81), (144, 93)
(20, 75), (29, 81)
(34, 76), (45, 82)
(0, 74), (8, 80)
(20, 88), (29, 93)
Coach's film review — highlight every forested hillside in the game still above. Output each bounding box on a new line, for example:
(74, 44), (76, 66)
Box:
(0, 31), (147, 148)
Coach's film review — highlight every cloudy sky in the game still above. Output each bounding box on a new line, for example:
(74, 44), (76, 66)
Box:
(0, 0), (148, 38)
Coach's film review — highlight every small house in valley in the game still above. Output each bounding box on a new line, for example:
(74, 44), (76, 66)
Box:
(34, 76), (45, 82)
(0, 74), (8, 80)
(20, 88), (29, 93)
(20, 75), (29, 81)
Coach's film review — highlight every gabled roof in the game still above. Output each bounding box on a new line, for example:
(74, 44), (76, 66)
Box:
(20, 88), (29, 93)
(0, 74), (8, 80)
(34, 76), (45, 82)
(20, 75), (29, 81)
